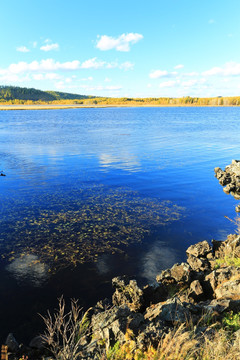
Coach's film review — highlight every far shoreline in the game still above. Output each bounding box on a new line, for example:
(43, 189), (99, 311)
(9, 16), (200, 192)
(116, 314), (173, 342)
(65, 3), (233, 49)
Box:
(0, 104), (239, 111)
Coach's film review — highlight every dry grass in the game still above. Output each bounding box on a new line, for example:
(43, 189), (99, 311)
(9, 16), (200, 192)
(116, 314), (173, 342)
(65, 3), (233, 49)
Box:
(102, 322), (240, 360)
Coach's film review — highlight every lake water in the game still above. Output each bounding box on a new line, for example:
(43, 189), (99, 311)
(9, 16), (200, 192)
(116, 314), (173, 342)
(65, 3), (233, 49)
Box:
(0, 106), (239, 342)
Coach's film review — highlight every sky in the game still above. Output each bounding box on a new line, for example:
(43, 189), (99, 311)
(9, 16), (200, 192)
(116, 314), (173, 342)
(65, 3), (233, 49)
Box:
(1, 0), (240, 98)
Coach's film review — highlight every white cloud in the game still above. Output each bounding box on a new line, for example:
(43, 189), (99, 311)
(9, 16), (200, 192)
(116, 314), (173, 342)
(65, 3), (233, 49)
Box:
(81, 57), (106, 69)
(2, 59), (80, 74)
(16, 46), (30, 53)
(80, 58), (134, 70)
(81, 76), (93, 81)
(33, 41), (38, 48)
(208, 19), (216, 24)
(33, 74), (44, 80)
(149, 69), (178, 79)
(33, 72), (60, 81)
(119, 61), (134, 71)
(40, 43), (59, 51)
(104, 77), (111, 82)
(202, 62), (240, 77)
(149, 70), (168, 79)
(55, 81), (65, 89)
(184, 72), (199, 77)
(174, 64), (184, 69)
(96, 33), (143, 52)
(181, 79), (197, 87)
(159, 80), (177, 88)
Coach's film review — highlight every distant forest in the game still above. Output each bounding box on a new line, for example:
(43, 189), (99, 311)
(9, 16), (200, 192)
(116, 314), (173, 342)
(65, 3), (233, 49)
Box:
(1, 85), (240, 106)
(0, 86), (93, 102)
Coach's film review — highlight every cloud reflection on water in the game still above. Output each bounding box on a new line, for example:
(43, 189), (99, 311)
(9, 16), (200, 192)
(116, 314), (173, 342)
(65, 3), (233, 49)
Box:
(6, 254), (49, 286)
(99, 152), (141, 172)
(141, 240), (178, 284)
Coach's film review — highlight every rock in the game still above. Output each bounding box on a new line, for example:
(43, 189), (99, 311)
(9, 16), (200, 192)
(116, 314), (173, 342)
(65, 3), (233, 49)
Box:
(187, 254), (210, 272)
(215, 160), (240, 205)
(212, 239), (223, 256)
(215, 279), (240, 300)
(156, 262), (191, 285)
(144, 297), (190, 323)
(29, 335), (46, 349)
(90, 305), (144, 350)
(235, 205), (240, 212)
(204, 299), (240, 313)
(142, 283), (168, 307)
(189, 280), (204, 301)
(205, 267), (240, 293)
(186, 241), (212, 258)
(5, 333), (19, 352)
(136, 320), (166, 349)
(112, 277), (144, 312)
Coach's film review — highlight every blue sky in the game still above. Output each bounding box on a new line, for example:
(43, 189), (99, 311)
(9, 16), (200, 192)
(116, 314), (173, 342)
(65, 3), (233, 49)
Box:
(1, 0), (240, 98)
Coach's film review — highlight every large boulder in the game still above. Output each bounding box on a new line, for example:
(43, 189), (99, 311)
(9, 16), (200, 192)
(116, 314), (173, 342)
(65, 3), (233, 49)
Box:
(144, 297), (190, 324)
(205, 267), (240, 293)
(188, 280), (204, 302)
(5, 333), (19, 352)
(215, 160), (240, 202)
(142, 283), (168, 307)
(89, 305), (144, 350)
(204, 299), (240, 314)
(112, 276), (144, 312)
(215, 279), (240, 300)
(156, 262), (191, 285)
(186, 241), (212, 258)
(187, 254), (210, 272)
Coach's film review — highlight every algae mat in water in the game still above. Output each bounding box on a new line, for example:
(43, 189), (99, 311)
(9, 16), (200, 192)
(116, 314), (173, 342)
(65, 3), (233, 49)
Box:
(0, 185), (185, 273)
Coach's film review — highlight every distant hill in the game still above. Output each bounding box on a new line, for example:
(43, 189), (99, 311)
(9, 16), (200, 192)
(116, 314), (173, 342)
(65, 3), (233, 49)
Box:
(0, 86), (93, 101)
(46, 90), (93, 100)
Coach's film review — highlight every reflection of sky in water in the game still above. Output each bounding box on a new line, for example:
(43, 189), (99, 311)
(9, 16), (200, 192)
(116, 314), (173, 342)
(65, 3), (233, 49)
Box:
(99, 152), (141, 172)
(96, 255), (111, 275)
(6, 254), (49, 287)
(141, 241), (178, 284)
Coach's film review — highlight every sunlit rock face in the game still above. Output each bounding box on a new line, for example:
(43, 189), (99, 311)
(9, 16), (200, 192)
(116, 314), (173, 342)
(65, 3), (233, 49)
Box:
(6, 254), (49, 286)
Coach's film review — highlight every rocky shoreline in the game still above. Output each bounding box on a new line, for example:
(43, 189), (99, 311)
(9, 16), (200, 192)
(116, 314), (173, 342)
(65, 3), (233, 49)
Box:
(3, 162), (240, 359)
(4, 233), (240, 359)
(215, 159), (240, 212)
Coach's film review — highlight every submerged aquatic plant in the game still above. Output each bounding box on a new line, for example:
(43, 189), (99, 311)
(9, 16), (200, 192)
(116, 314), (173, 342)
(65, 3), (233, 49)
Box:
(0, 186), (185, 273)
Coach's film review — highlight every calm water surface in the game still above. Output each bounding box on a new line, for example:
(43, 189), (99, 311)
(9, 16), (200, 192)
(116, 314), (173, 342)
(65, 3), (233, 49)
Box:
(0, 106), (239, 341)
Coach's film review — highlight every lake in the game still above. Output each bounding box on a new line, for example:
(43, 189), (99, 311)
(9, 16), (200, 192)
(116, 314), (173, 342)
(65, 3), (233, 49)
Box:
(0, 106), (239, 342)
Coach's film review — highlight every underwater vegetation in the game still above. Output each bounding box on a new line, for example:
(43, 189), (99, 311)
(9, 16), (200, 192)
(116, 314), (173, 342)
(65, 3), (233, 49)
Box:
(0, 186), (185, 273)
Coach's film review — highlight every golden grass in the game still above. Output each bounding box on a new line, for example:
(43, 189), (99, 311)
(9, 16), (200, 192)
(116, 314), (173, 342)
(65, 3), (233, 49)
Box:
(102, 324), (240, 360)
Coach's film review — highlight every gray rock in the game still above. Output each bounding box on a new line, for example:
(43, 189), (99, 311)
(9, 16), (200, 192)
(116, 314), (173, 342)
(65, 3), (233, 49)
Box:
(29, 335), (46, 349)
(136, 320), (166, 349)
(90, 305), (144, 351)
(205, 267), (240, 292)
(215, 279), (240, 300)
(189, 280), (204, 301)
(144, 297), (190, 323)
(187, 254), (210, 272)
(156, 262), (191, 285)
(143, 283), (168, 306)
(5, 333), (19, 352)
(186, 241), (212, 258)
(204, 299), (240, 313)
(112, 277), (144, 312)
(215, 160), (240, 204)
